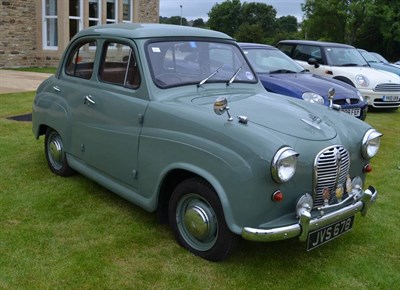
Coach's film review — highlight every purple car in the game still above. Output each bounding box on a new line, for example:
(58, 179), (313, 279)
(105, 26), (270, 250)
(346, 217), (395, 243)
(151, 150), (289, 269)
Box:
(240, 43), (368, 120)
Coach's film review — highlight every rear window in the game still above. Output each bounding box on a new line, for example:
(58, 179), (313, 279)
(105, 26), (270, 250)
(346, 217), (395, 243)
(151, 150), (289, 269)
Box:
(98, 42), (141, 89)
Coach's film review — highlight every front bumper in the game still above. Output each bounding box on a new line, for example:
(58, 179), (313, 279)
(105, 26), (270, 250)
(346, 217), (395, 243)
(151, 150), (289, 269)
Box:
(242, 186), (377, 242)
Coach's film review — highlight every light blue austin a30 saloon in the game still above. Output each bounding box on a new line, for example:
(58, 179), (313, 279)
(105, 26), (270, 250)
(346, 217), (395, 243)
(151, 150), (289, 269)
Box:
(33, 24), (381, 261)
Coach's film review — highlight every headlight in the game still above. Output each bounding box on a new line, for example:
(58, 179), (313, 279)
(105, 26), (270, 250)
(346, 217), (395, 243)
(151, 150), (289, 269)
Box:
(356, 90), (365, 101)
(302, 92), (324, 105)
(355, 74), (369, 87)
(362, 129), (383, 159)
(271, 147), (299, 183)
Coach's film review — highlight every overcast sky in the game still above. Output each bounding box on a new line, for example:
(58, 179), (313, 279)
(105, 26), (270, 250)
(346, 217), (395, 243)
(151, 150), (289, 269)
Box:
(159, 0), (306, 21)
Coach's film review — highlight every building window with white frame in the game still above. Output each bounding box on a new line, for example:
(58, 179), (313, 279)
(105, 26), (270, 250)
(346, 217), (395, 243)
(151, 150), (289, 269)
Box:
(89, 0), (102, 27)
(69, 0), (83, 39)
(106, 0), (118, 24)
(123, 0), (133, 23)
(42, 0), (58, 49)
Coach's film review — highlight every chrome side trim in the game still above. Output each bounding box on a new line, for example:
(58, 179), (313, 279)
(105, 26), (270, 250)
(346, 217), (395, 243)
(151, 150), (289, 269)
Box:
(242, 186), (377, 242)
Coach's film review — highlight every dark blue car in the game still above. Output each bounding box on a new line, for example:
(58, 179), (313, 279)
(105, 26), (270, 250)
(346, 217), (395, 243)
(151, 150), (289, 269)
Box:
(240, 43), (368, 120)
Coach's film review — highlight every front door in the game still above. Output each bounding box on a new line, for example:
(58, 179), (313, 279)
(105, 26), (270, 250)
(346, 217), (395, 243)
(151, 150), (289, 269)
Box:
(62, 39), (147, 189)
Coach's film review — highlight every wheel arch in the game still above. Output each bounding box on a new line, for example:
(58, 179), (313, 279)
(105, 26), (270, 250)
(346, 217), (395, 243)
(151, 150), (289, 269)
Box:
(156, 166), (240, 234)
(333, 76), (356, 87)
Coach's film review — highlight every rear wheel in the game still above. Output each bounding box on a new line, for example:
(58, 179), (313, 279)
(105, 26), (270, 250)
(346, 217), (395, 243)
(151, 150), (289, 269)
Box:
(45, 128), (75, 176)
(168, 178), (238, 261)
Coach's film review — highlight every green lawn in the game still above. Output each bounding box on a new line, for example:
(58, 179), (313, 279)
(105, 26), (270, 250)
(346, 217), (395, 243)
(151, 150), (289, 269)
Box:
(1, 92), (399, 289)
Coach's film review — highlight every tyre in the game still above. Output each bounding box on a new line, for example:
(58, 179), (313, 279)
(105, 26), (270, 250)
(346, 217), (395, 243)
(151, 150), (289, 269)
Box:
(168, 178), (238, 261)
(44, 128), (75, 176)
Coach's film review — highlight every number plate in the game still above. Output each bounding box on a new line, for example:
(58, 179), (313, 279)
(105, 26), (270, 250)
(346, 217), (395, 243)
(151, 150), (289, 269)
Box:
(307, 216), (354, 251)
(382, 95), (399, 102)
(342, 108), (361, 117)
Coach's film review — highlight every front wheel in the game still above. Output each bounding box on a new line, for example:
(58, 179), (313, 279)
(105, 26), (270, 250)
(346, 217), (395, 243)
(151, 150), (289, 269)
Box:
(168, 178), (238, 261)
(44, 128), (75, 176)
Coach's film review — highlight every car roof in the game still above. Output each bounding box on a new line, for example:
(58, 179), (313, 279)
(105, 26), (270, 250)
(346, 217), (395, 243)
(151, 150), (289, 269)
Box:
(238, 42), (277, 50)
(72, 23), (233, 41)
(278, 40), (355, 49)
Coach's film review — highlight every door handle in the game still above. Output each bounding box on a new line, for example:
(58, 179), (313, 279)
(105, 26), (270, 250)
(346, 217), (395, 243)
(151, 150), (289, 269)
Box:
(84, 95), (96, 106)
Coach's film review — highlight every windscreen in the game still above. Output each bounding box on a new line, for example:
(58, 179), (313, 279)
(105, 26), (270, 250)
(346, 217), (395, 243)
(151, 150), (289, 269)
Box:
(146, 40), (257, 88)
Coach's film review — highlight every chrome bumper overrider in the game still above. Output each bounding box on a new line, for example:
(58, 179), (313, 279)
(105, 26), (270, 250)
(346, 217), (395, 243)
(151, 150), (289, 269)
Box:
(242, 186), (377, 242)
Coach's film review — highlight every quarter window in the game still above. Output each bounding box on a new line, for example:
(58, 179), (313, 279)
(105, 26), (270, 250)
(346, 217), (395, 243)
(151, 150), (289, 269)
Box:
(99, 42), (141, 89)
(42, 0), (58, 49)
(65, 41), (97, 80)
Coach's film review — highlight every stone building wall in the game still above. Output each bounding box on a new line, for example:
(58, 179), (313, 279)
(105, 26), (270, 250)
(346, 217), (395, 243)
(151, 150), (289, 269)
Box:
(138, 0), (159, 23)
(0, 0), (160, 68)
(0, 0), (39, 68)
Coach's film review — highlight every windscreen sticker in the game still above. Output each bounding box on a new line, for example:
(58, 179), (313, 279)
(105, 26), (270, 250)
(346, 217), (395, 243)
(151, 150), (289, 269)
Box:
(190, 41), (197, 48)
(152, 47), (161, 53)
(245, 71), (254, 80)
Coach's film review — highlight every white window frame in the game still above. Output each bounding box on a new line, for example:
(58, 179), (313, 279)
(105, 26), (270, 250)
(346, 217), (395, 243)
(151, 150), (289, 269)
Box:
(89, 0), (102, 27)
(106, 0), (118, 24)
(42, 0), (58, 50)
(69, 0), (84, 38)
(122, 0), (133, 23)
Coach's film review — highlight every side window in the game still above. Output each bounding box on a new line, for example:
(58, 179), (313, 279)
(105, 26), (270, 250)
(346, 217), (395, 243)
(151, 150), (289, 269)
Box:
(99, 42), (141, 89)
(293, 45), (323, 63)
(65, 41), (97, 79)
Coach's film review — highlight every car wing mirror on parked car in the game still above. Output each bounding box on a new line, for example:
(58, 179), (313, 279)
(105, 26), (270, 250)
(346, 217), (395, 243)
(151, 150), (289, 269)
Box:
(214, 97), (233, 121)
(308, 58), (320, 68)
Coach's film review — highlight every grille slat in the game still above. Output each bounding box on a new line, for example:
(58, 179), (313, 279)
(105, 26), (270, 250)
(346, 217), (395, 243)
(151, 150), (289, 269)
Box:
(313, 146), (350, 208)
(374, 83), (400, 92)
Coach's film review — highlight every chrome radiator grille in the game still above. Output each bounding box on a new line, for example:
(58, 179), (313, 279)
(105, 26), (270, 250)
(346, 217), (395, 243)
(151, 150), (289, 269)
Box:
(374, 83), (400, 92)
(313, 146), (350, 208)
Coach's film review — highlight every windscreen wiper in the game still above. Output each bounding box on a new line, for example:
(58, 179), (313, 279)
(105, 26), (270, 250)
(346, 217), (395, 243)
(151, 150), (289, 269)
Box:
(198, 64), (224, 87)
(227, 67), (242, 86)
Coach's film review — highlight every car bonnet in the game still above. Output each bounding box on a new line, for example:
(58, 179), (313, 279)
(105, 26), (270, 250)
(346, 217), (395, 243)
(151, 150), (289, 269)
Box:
(191, 92), (338, 141)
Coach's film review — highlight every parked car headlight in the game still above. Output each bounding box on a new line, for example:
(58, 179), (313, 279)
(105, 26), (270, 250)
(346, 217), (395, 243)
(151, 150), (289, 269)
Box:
(355, 74), (369, 87)
(362, 129), (383, 159)
(271, 147), (299, 183)
(356, 90), (365, 101)
(302, 92), (324, 105)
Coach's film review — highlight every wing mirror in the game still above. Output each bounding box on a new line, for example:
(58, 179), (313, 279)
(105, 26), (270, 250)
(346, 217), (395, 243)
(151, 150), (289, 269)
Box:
(307, 58), (320, 68)
(214, 97), (233, 121)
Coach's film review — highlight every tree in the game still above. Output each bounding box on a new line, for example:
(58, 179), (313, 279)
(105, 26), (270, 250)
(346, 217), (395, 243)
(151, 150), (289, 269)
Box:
(159, 16), (188, 26)
(207, 0), (242, 37)
(276, 16), (298, 33)
(208, 0), (280, 43)
(239, 2), (277, 35)
(235, 23), (265, 43)
(192, 18), (205, 28)
(301, 0), (400, 61)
